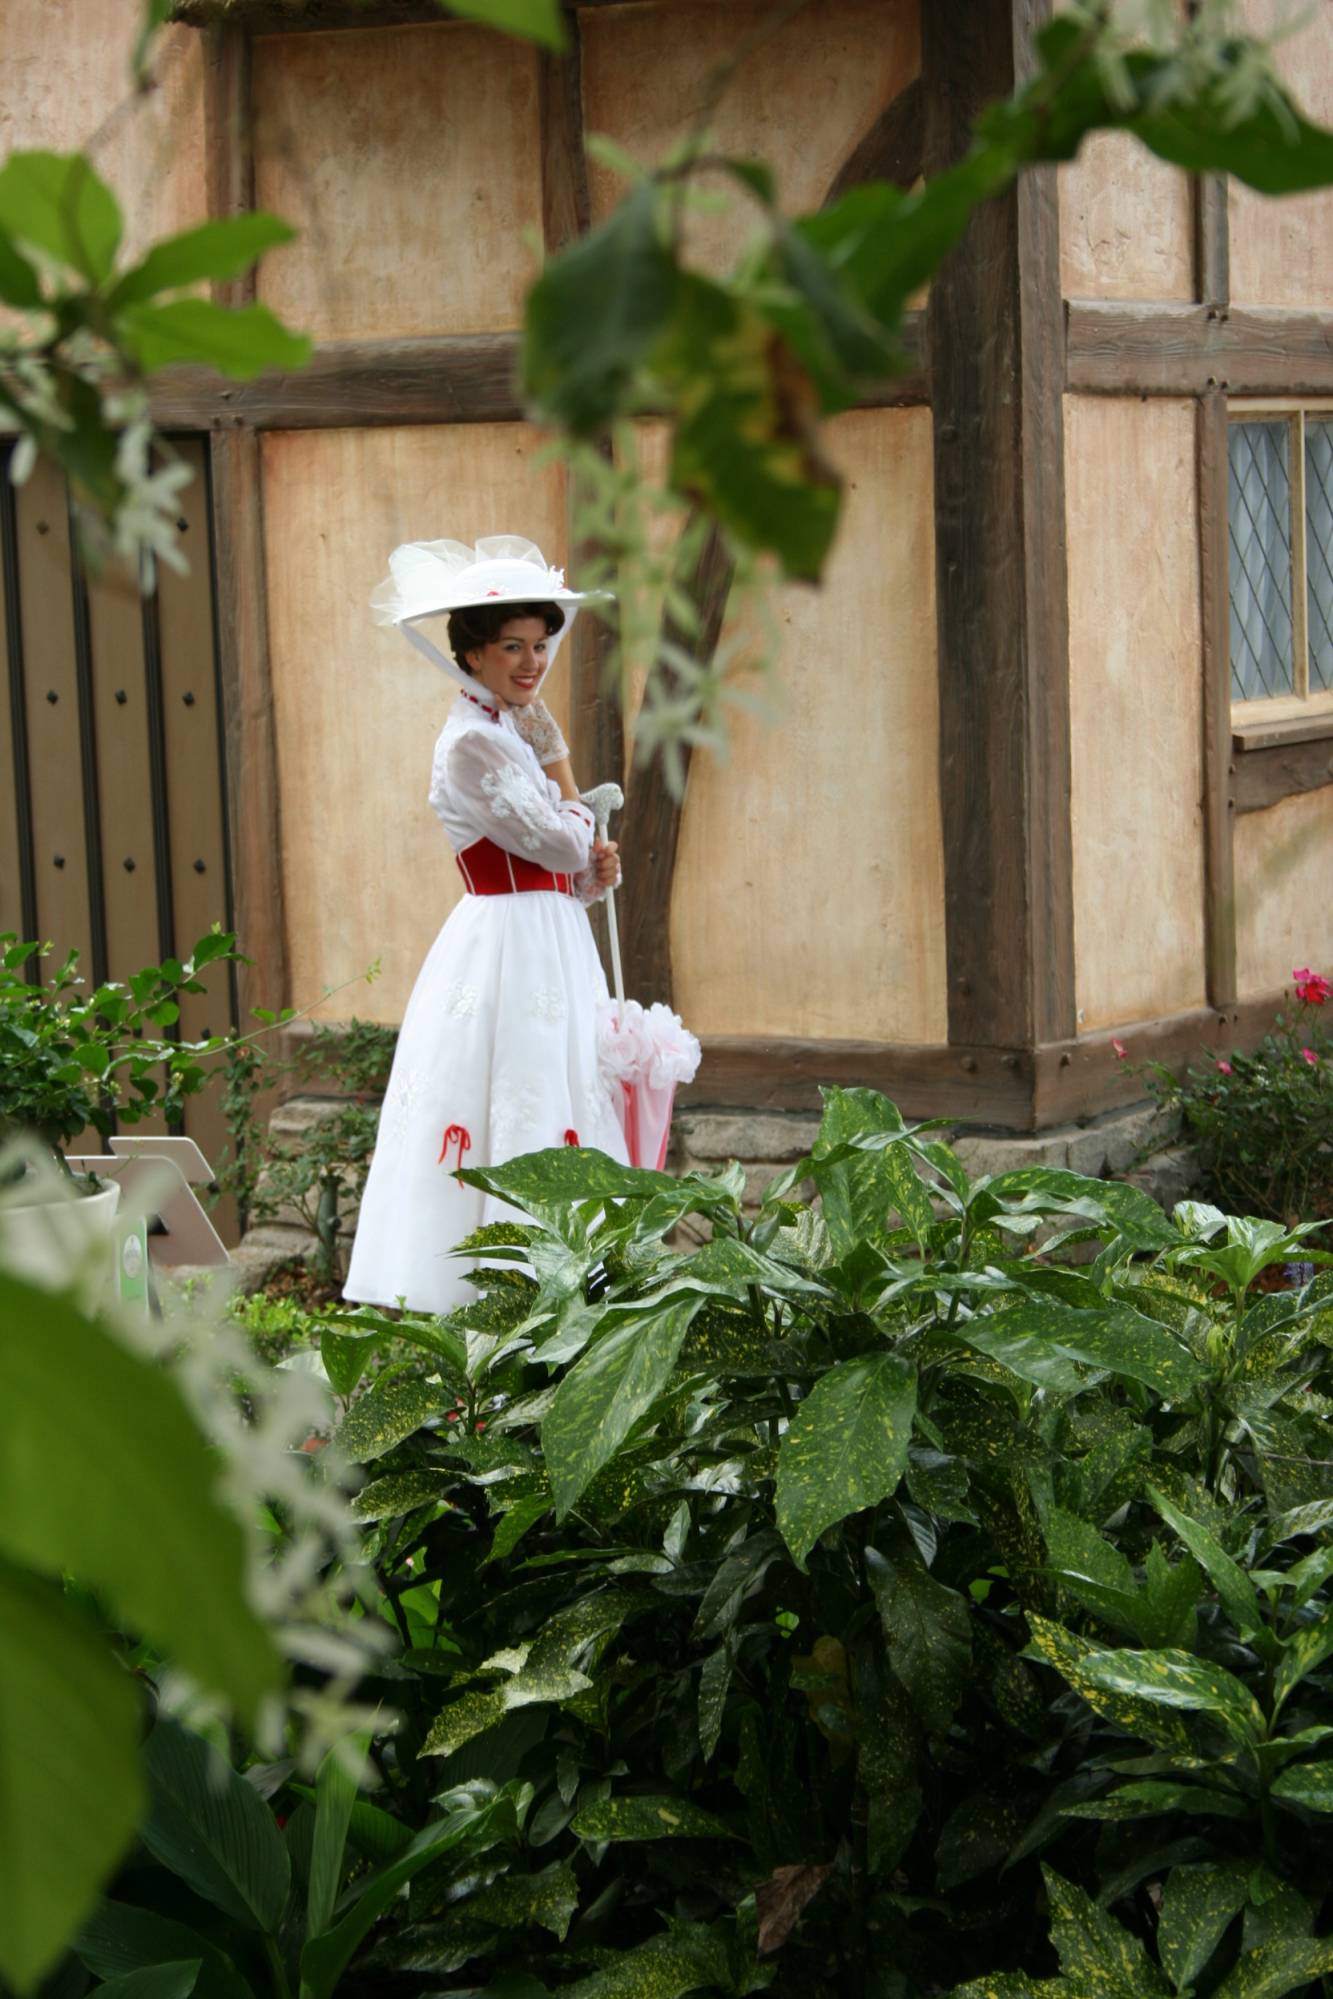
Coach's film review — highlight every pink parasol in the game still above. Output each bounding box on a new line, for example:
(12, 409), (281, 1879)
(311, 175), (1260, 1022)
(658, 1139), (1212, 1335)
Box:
(583, 785), (701, 1169)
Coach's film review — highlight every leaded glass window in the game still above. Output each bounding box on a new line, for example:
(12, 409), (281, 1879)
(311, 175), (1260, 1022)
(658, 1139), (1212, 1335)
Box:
(1229, 407), (1333, 707)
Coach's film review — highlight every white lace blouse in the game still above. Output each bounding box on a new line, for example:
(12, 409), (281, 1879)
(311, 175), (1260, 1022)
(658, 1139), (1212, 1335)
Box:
(428, 694), (605, 905)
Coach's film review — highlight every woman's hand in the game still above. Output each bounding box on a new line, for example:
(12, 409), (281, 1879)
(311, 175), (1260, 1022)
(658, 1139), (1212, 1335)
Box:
(593, 839), (620, 888)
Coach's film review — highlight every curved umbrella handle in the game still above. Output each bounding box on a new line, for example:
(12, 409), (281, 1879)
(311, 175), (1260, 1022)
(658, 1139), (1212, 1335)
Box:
(581, 783), (626, 1022)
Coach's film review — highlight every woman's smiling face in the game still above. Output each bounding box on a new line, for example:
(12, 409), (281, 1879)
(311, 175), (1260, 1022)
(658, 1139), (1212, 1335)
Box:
(464, 615), (552, 708)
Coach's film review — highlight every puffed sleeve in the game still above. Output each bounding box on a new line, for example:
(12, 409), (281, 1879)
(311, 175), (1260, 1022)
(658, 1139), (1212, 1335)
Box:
(445, 729), (597, 876)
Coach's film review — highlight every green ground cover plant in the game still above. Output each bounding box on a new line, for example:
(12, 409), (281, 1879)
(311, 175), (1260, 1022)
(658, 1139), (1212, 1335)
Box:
(45, 1087), (1333, 1999)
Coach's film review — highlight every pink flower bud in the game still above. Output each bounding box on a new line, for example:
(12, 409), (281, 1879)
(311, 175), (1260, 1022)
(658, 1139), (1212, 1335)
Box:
(1302, 1047), (1319, 1067)
(1112, 1038), (1127, 1061)
(1216, 1059), (1233, 1075)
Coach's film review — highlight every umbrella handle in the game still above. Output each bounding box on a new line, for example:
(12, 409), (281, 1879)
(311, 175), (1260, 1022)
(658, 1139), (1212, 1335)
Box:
(595, 806), (627, 1024)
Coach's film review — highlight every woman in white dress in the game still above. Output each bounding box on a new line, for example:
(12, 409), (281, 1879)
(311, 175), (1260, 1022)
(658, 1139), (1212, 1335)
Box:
(343, 538), (627, 1315)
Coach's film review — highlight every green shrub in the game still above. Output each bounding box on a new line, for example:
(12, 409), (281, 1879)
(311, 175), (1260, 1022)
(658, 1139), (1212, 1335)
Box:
(70, 1089), (1333, 1998)
(219, 1018), (396, 1278)
(1147, 968), (1333, 1227)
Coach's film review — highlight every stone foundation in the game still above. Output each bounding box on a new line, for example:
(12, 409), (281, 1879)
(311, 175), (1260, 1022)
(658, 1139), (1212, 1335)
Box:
(229, 1091), (1201, 1286)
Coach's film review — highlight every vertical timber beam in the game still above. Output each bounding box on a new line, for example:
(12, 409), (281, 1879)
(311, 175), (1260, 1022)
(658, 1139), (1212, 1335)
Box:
(924, 0), (1076, 1056)
(538, 9), (624, 799)
(203, 25), (288, 1021)
(1194, 154), (1237, 1008)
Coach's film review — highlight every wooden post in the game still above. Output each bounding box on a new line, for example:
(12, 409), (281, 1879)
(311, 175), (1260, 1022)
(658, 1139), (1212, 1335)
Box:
(1198, 391), (1237, 1011)
(1191, 122), (1237, 1012)
(537, 8), (625, 803)
(924, 0), (1076, 1052)
(203, 25), (289, 1021)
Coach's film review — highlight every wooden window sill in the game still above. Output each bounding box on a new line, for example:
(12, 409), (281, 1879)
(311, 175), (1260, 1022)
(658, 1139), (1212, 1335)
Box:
(1232, 710), (1333, 813)
(1233, 709), (1333, 753)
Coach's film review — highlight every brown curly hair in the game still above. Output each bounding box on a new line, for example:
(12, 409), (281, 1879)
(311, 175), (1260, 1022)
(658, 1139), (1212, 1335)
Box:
(447, 599), (563, 672)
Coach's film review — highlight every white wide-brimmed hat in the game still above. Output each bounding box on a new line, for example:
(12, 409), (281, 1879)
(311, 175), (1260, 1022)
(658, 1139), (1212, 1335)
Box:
(371, 535), (604, 694)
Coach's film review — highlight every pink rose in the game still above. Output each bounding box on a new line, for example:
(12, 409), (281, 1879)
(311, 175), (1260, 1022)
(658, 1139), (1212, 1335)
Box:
(1216, 1060), (1233, 1076)
(1301, 1047), (1319, 1067)
(1294, 968), (1332, 1005)
(1112, 1038), (1127, 1061)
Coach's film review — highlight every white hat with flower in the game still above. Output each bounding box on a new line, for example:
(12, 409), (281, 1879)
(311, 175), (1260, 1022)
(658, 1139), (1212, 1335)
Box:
(371, 535), (605, 693)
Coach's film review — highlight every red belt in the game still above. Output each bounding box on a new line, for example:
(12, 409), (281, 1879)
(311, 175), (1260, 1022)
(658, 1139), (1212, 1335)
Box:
(457, 837), (577, 897)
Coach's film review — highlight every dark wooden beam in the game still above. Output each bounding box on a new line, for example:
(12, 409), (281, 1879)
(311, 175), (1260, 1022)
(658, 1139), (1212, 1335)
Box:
(209, 428), (288, 1016)
(619, 70), (929, 1004)
(149, 333), (523, 431)
(925, 0), (1075, 1051)
(1066, 302), (1333, 397)
(145, 322), (926, 435)
(824, 75), (924, 205)
(621, 519), (732, 999)
(537, 5), (626, 829)
(1198, 388), (1237, 1009)
(680, 1037), (1034, 1125)
(1234, 732), (1333, 814)
(175, 0), (643, 23)
(1031, 992), (1289, 1128)
(1194, 174), (1229, 309)
(203, 25), (255, 309)
(679, 985), (1295, 1129)
(203, 26), (288, 1016)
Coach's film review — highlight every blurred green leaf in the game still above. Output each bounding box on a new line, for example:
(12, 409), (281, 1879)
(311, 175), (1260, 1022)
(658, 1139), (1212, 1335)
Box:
(0, 1275), (281, 1723)
(109, 215), (295, 308)
(0, 1560), (146, 1995)
(118, 300), (312, 379)
(0, 150), (122, 282)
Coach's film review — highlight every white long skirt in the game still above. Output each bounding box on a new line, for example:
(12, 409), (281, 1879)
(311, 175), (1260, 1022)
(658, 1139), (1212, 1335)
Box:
(343, 890), (627, 1315)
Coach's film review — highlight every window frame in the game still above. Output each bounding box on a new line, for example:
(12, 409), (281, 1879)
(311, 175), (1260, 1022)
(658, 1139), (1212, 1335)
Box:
(1228, 397), (1333, 742)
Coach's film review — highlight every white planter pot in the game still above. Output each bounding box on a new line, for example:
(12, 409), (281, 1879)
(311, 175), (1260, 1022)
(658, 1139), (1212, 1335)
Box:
(0, 1176), (122, 1306)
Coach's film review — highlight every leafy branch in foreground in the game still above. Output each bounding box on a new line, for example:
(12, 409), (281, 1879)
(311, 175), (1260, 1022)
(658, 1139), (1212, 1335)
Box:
(525, 10), (1333, 588)
(0, 147), (308, 573)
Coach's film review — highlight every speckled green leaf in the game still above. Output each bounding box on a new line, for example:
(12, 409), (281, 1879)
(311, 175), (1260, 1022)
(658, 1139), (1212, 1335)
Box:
(936, 1792), (1026, 1892)
(1269, 1498), (1333, 1543)
(463, 1859), (579, 1940)
(1080, 1648), (1265, 1746)
(679, 1234), (832, 1300)
(572, 1795), (737, 1842)
(529, 1589), (657, 1670)
(810, 1086), (914, 1257)
(697, 1642), (734, 1763)
(483, 1489), (552, 1566)
(1150, 1488), (1264, 1638)
(1157, 1861), (1251, 1993)
(337, 1377), (441, 1464)
(320, 1329), (372, 1399)
(1026, 1617), (1193, 1752)
(461, 1146), (675, 1213)
(1063, 1780), (1248, 1820)
(561, 1923), (730, 1999)
(1043, 1865), (1169, 1994)
(542, 1295), (704, 1518)
(775, 1352), (916, 1569)
(1212, 1935), (1333, 1998)
(1274, 1604), (1333, 1714)
(984, 1168), (1179, 1251)
(959, 1301), (1204, 1398)
(943, 1977), (1064, 1997)
(867, 1545), (970, 1736)
(857, 1678), (921, 1874)
(1043, 1507), (1139, 1628)
(351, 1470), (449, 1522)
(421, 1662), (592, 1758)
(1271, 1759), (1333, 1811)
